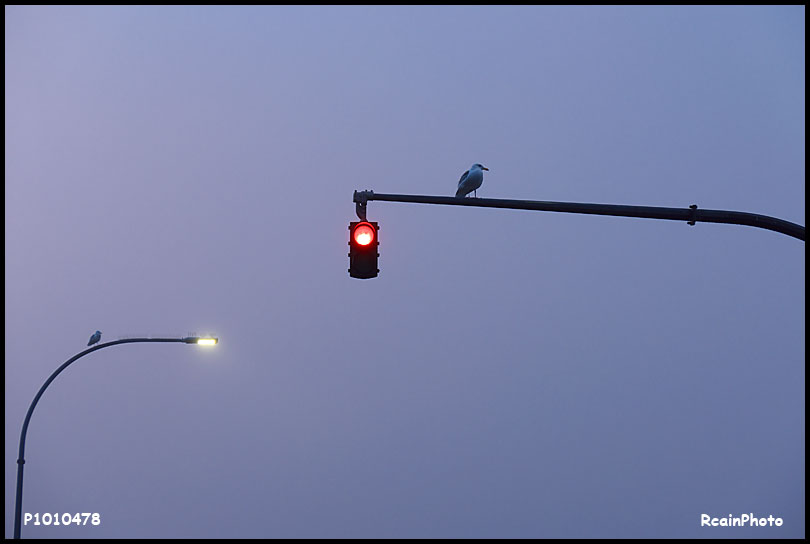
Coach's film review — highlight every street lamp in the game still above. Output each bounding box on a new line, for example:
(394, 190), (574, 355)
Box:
(189, 337), (218, 346)
(13, 335), (219, 539)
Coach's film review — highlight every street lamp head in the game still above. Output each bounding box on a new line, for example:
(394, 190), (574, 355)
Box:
(183, 336), (218, 345)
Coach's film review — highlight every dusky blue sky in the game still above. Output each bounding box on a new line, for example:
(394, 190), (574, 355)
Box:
(5, 5), (804, 538)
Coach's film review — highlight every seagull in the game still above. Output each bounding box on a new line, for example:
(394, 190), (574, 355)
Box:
(87, 331), (102, 346)
(455, 163), (489, 198)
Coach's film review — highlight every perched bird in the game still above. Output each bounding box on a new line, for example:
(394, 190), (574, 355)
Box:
(87, 330), (102, 346)
(455, 163), (489, 198)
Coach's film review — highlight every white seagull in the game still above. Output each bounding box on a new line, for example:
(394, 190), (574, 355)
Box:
(455, 163), (489, 198)
(87, 330), (102, 346)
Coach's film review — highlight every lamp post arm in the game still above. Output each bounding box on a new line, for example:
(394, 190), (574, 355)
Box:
(13, 337), (188, 539)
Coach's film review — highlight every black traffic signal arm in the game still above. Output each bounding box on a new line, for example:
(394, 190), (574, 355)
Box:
(353, 190), (805, 242)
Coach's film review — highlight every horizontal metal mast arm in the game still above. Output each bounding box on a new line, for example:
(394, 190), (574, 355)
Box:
(352, 191), (805, 241)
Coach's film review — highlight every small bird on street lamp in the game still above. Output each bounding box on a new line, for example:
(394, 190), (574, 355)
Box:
(87, 331), (102, 346)
(455, 163), (489, 198)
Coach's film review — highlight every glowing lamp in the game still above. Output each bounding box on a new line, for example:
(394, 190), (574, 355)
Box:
(354, 223), (375, 246)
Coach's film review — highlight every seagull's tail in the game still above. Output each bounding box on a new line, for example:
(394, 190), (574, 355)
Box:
(455, 188), (466, 198)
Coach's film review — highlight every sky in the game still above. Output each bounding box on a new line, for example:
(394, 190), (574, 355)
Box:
(4, 5), (805, 539)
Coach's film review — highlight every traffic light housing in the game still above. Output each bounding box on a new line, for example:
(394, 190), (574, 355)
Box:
(348, 221), (379, 279)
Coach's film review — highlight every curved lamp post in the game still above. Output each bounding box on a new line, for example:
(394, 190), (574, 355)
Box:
(13, 336), (218, 539)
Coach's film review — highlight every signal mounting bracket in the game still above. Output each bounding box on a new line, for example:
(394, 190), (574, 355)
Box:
(353, 190), (373, 221)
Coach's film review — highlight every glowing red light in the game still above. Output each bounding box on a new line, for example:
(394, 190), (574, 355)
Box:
(354, 224), (375, 246)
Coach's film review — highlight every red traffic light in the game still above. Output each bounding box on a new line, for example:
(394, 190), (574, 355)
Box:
(348, 221), (379, 279)
(353, 223), (375, 246)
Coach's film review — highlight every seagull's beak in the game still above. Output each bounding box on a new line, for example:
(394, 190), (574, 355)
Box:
(482, 167), (489, 171)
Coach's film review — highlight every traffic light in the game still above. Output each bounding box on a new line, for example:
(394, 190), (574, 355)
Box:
(348, 221), (379, 279)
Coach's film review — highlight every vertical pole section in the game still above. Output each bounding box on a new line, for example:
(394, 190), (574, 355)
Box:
(13, 460), (25, 539)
